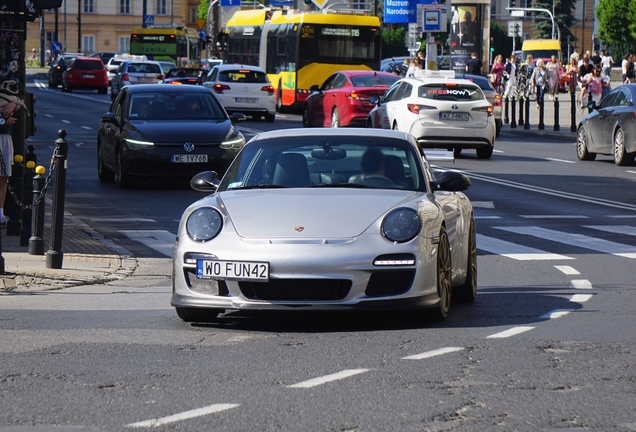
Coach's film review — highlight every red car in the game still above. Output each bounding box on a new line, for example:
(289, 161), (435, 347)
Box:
(61, 57), (108, 94)
(302, 70), (400, 128)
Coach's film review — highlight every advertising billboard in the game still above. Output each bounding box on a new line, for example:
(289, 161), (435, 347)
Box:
(449, 5), (482, 73)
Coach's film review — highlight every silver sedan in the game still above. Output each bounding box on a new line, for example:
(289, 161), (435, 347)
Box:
(171, 128), (476, 323)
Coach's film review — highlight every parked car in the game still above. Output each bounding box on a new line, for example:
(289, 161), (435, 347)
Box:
(161, 68), (207, 85)
(202, 64), (275, 122)
(454, 73), (502, 137)
(367, 70), (496, 159)
(302, 70), (400, 128)
(110, 60), (164, 100)
(106, 54), (147, 85)
(97, 84), (246, 188)
(171, 128), (475, 323)
(576, 84), (636, 166)
(48, 55), (78, 88)
(61, 57), (108, 94)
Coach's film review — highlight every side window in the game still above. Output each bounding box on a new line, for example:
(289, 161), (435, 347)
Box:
(113, 93), (126, 120)
(330, 74), (347, 90)
(618, 89), (631, 106)
(600, 88), (620, 108)
(320, 74), (337, 91)
(395, 82), (412, 100)
(382, 82), (404, 102)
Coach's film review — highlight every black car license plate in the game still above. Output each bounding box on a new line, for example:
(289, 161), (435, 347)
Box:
(171, 154), (208, 163)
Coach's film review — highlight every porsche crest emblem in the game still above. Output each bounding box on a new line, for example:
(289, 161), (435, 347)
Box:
(295, 226), (304, 232)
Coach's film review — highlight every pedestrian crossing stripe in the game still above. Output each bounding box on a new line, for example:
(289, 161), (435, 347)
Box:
(494, 226), (636, 259)
(584, 225), (636, 237)
(476, 234), (573, 260)
(121, 230), (175, 258)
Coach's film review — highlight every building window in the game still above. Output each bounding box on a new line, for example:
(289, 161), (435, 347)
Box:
(156, 0), (167, 15)
(119, 36), (130, 53)
(190, 8), (198, 24)
(491, 0), (497, 17)
(84, 0), (94, 13)
(120, 0), (130, 14)
(83, 35), (95, 53)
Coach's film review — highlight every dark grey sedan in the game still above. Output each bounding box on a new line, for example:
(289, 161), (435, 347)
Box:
(97, 85), (245, 188)
(577, 84), (636, 166)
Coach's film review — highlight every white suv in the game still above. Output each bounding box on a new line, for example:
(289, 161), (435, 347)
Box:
(202, 64), (275, 122)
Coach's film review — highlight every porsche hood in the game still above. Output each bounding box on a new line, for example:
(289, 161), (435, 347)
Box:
(217, 189), (421, 238)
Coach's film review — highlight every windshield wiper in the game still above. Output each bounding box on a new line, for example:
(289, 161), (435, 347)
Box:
(310, 183), (371, 188)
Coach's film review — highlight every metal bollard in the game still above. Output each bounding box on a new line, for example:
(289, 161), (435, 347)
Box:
(587, 92), (593, 114)
(538, 96), (545, 130)
(510, 96), (517, 128)
(46, 130), (69, 269)
(6, 155), (24, 236)
(553, 97), (560, 131)
(524, 96), (530, 130)
(29, 167), (46, 255)
(570, 91), (577, 132)
(518, 97), (524, 126)
(504, 96), (509, 124)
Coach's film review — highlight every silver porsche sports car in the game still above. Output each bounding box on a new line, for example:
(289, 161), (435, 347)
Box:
(171, 128), (476, 322)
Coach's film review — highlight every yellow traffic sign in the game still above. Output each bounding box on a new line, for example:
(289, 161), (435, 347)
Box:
(196, 19), (207, 29)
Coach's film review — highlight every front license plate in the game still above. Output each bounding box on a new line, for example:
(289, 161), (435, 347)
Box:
(236, 97), (257, 103)
(197, 260), (269, 281)
(440, 112), (469, 121)
(171, 154), (208, 163)
(82, 74), (95, 78)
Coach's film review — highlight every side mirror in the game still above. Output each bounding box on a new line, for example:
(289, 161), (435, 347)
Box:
(369, 95), (380, 105)
(587, 101), (598, 110)
(309, 85), (320, 93)
(101, 112), (119, 125)
(431, 171), (471, 192)
(231, 112), (247, 124)
(190, 171), (220, 192)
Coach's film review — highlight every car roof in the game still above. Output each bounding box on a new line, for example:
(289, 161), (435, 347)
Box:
(253, 127), (416, 143)
(214, 64), (266, 72)
(337, 70), (401, 78)
(454, 74), (494, 90)
(397, 77), (481, 87)
(126, 84), (213, 94)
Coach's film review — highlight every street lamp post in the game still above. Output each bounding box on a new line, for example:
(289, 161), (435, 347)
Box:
(507, 7), (558, 40)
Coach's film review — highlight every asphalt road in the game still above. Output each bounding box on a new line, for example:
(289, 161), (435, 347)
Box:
(0, 78), (635, 431)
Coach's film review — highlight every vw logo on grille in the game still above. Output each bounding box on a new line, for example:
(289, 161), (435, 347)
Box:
(451, 104), (459, 110)
(183, 142), (195, 152)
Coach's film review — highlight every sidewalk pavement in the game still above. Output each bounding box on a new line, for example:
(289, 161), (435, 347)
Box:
(0, 67), (610, 292)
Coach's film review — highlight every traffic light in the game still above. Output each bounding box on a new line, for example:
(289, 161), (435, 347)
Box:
(304, 0), (312, 4)
(509, 0), (516, 7)
(25, 93), (36, 138)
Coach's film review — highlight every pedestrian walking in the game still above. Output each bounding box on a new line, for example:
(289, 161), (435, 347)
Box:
(600, 51), (613, 78)
(503, 54), (516, 98)
(546, 55), (560, 101)
(531, 59), (548, 109)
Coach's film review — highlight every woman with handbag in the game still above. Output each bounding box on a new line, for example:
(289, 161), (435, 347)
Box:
(530, 59), (548, 109)
(490, 55), (505, 94)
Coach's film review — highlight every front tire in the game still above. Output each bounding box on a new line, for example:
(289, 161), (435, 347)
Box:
(97, 141), (115, 182)
(430, 227), (452, 321)
(454, 217), (477, 303)
(264, 113), (275, 123)
(302, 105), (311, 127)
(613, 128), (632, 166)
(176, 307), (221, 323)
(576, 126), (596, 161)
(116, 149), (133, 189)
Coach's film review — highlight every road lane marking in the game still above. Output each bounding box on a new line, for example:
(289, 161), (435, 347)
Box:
(61, 119), (71, 123)
(441, 169), (636, 212)
(486, 326), (535, 338)
(584, 225), (636, 237)
(81, 126), (92, 130)
(539, 309), (572, 319)
(121, 230), (175, 257)
(494, 226), (636, 258)
(627, 171), (636, 175)
(472, 201), (495, 208)
(477, 234), (573, 260)
(519, 215), (588, 219)
(571, 279), (592, 289)
(570, 294), (593, 303)
(493, 149), (504, 153)
(126, 403), (240, 428)
(288, 369), (371, 389)
(402, 346), (463, 360)
(554, 265), (580, 275)
(474, 216), (501, 219)
(545, 158), (576, 163)
(606, 215), (636, 218)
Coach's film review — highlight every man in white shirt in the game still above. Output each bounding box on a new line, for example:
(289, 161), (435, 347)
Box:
(600, 51), (614, 78)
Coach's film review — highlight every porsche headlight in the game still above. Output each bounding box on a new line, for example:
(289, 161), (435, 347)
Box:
(125, 138), (155, 150)
(382, 208), (421, 243)
(219, 127), (245, 150)
(186, 208), (223, 242)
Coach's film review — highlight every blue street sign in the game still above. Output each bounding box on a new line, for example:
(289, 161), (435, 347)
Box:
(269, 0), (293, 6)
(51, 41), (63, 53)
(144, 15), (154, 26)
(423, 10), (440, 31)
(220, 0), (240, 6)
(198, 30), (208, 40)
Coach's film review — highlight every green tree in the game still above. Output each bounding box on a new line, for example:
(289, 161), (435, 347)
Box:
(490, 22), (519, 58)
(530, 0), (576, 54)
(198, 0), (210, 20)
(596, 0), (636, 49)
(381, 26), (409, 59)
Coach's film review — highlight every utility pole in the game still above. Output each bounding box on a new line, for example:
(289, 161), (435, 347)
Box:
(77, 0), (81, 52)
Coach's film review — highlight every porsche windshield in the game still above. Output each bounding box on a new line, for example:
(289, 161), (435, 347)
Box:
(218, 136), (425, 191)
